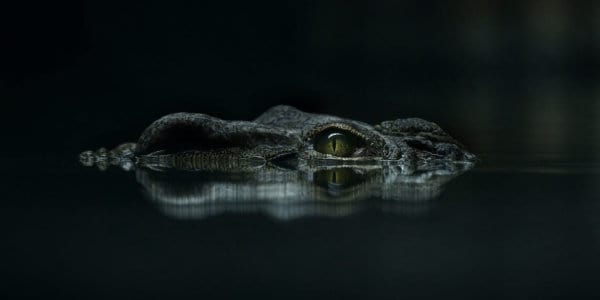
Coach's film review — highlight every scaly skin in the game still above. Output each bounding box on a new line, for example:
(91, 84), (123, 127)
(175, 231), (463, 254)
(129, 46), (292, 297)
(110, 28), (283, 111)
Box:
(80, 105), (476, 173)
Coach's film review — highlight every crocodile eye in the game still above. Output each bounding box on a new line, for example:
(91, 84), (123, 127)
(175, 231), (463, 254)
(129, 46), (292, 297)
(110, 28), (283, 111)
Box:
(314, 129), (358, 157)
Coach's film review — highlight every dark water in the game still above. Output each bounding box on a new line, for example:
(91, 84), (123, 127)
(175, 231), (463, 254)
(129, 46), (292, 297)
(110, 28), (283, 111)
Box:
(5, 108), (600, 299)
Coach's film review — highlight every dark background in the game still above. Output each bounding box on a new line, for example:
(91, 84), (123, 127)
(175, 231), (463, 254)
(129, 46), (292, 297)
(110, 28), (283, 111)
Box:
(4, 1), (600, 299)
(4, 0), (600, 159)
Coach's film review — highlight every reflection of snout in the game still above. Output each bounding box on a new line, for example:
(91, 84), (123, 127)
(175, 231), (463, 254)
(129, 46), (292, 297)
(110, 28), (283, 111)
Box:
(133, 162), (468, 220)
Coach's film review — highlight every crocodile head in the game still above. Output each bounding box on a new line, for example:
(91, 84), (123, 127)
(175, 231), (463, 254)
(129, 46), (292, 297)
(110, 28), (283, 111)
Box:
(80, 105), (476, 174)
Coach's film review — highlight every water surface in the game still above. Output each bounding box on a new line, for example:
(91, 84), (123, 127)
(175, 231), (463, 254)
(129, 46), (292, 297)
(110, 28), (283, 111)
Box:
(5, 144), (600, 299)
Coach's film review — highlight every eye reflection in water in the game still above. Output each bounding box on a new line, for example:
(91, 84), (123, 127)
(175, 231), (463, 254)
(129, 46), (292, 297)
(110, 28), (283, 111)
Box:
(314, 168), (367, 190)
(132, 163), (471, 220)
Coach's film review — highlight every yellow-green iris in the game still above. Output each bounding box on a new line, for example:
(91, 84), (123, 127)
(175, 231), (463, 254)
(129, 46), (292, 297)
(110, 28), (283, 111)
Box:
(314, 131), (356, 157)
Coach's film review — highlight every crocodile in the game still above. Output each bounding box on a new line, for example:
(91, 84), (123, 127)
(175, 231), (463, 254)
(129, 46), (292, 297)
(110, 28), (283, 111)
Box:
(80, 105), (476, 173)
(80, 105), (476, 219)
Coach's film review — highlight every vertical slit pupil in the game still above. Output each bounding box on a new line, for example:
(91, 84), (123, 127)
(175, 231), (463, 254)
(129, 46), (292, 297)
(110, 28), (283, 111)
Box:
(316, 131), (360, 157)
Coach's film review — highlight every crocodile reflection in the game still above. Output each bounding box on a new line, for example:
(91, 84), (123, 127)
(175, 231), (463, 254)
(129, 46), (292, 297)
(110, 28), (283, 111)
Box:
(135, 163), (469, 220)
(81, 105), (475, 219)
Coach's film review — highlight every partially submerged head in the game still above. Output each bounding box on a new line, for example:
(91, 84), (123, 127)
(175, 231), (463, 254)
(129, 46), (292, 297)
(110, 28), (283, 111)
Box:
(131, 105), (475, 174)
